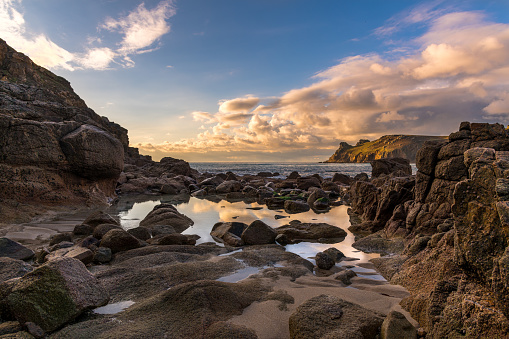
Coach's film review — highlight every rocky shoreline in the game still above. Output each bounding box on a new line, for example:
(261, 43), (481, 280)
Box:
(1, 164), (419, 338)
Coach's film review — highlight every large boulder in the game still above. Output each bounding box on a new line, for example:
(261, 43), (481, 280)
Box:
(99, 229), (142, 253)
(241, 220), (277, 245)
(284, 200), (310, 214)
(276, 221), (347, 243)
(6, 257), (109, 332)
(139, 204), (194, 233)
(59, 125), (124, 179)
(289, 294), (384, 338)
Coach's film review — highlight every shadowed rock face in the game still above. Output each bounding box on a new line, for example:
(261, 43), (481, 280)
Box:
(348, 122), (509, 337)
(0, 39), (128, 217)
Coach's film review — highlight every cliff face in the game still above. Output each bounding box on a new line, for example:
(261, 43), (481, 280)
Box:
(325, 135), (448, 163)
(347, 122), (509, 337)
(0, 39), (128, 219)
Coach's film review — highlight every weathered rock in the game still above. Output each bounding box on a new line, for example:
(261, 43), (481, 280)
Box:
(72, 224), (94, 236)
(0, 258), (33, 282)
(289, 295), (383, 339)
(241, 220), (277, 245)
(334, 269), (357, 285)
(0, 238), (34, 260)
(150, 225), (177, 236)
(127, 226), (152, 241)
(381, 311), (417, 339)
(45, 246), (94, 265)
(216, 180), (242, 194)
(99, 229), (142, 253)
(48, 233), (72, 246)
(276, 222), (347, 243)
(203, 321), (258, 339)
(416, 140), (446, 175)
(82, 211), (119, 228)
(315, 252), (335, 270)
(6, 257), (109, 332)
(139, 204), (194, 233)
(93, 247), (112, 263)
(371, 157), (412, 178)
(92, 223), (122, 240)
(332, 173), (352, 185)
(148, 234), (196, 246)
(284, 200), (310, 214)
(323, 247), (345, 262)
(211, 222), (248, 247)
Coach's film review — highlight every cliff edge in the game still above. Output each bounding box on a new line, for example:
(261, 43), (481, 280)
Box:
(0, 39), (128, 221)
(325, 135), (448, 163)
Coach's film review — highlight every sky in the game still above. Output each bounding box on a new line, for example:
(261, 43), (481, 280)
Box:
(1, 0), (509, 162)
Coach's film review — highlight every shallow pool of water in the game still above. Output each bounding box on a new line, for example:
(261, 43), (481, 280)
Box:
(109, 195), (381, 276)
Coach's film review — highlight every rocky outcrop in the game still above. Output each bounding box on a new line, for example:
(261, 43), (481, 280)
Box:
(0, 39), (128, 220)
(347, 122), (509, 337)
(325, 135), (447, 163)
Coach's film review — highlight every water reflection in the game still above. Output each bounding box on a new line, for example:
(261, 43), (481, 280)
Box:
(112, 195), (379, 265)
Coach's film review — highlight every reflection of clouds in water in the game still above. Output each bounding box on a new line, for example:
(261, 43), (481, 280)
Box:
(115, 196), (378, 264)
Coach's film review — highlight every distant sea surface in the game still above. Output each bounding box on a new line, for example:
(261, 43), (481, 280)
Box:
(190, 162), (418, 178)
(190, 162), (374, 178)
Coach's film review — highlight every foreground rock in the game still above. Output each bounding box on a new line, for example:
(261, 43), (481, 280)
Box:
(289, 294), (384, 338)
(5, 257), (109, 332)
(0, 258), (33, 282)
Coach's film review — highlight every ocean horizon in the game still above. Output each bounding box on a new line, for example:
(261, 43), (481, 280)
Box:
(190, 161), (418, 178)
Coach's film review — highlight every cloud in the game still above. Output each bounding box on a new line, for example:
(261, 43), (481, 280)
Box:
(219, 97), (260, 113)
(0, 0), (175, 70)
(142, 9), (509, 161)
(101, 1), (175, 59)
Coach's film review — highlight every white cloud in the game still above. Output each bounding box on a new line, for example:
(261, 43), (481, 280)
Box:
(0, 0), (175, 71)
(101, 1), (175, 57)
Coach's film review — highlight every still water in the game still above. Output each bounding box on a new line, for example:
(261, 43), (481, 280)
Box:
(110, 195), (380, 267)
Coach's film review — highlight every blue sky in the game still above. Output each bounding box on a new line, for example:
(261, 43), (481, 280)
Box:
(2, 0), (509, 161)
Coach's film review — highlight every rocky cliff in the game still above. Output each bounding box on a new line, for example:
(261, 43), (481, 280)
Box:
(325, 135), (448, 163)
(346, 122), (509, 337)
(0, 39), (128, 220)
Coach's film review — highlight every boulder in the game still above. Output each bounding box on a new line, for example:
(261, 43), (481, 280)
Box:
(0, 238), (34, 260)
(6, 257), (109, 332)
(323, 248), (345, 262)
(371, 157), (412, 178)
(99, 229), (142, 253)
(60, 124), (124, 179)
(211, 222), (248, 247)
(148, 234), (196, 246)
(276, 222), (347, 243)
(284, 200), (310, 214)
(381, 311), (417, 339)
(139, 204), (194, 233)
(204, 321), (258, 339)
(72, 224), (94, 236)
(315, 252), (335, 270)
(335, 269), (357, 285)
(49, 233), (72, 246)
(215, 180), (242, 194)
(0, 258), (33, 282)
(241, 220), (277, 245)
(92, 224), (122, 240)
(82, 211), (119, 228)
(45, 246), (94, 265)
(332, 173), (353, 185)
(127, 226), (152, 241)
(289, 295), (383, 339)
(93, 247), (112, 264)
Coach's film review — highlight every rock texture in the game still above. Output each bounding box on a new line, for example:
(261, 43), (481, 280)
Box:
(325, 135), (447, 163)
(347, 122), (509, 337)
(0, 39), (127, 220)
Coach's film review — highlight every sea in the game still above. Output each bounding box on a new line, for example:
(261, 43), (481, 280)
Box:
(189, 162), (417, 178)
